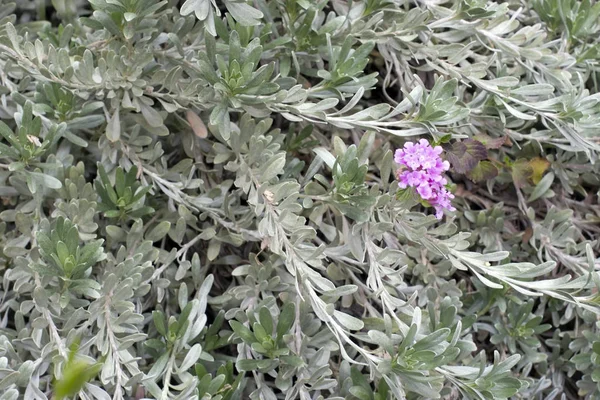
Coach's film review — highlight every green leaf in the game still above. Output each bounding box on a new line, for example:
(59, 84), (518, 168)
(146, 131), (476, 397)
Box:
(106, 107), (120, 142)
(349, 386), (372, 400)
(258, 308), (273, 336)
(180, 344), (202, 371)
(334, 310), (364, 330)
(528, 172), (554, 202)
(181, 0), (213, 21)
(0, 121), (20, 150)
(30, 172), (62, 189)
(140, 102), (163, 128)
(230, 321), (256, 344)
(498, 98), (537, 121)
(147, 221), (171, 242)
(207, 239), (221, 261)
(5, 23), (20, 52)
(153, 311), (167, 336)
(210, 101), (230, 139)
(224, 1), (263, 26)
(277, 303), (295, 338)
(259, 153), (286, 182)
(280, 355), (303, 367)
(53, 342), (102, 400)
(593, 342), (600, 355)
(235, 359), (261, 371)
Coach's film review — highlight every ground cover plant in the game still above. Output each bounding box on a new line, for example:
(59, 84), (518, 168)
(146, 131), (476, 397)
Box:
(0, 0), (599, 399)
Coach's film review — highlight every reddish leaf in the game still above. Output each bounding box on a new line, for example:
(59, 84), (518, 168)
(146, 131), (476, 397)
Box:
(186, 110), (208, 138)
(473, 134), (507, 149)
(445, 139), (488, 174)
(467, 160), (499, 182)
(511, 158), (533, 188)
(522, 226), (533, 244)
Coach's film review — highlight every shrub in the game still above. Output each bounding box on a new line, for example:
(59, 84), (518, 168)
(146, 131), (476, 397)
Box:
(0, 0), (599, 399)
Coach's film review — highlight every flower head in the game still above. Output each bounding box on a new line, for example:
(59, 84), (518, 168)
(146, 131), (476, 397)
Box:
(395, 139), (454, 219)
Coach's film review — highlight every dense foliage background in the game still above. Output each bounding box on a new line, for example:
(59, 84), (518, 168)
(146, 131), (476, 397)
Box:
(0, 0), (600, 399)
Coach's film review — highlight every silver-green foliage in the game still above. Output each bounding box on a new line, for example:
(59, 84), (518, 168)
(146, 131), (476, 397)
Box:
(0, 0), (599, 399)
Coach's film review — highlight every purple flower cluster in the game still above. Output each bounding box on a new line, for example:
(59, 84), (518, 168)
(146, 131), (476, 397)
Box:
(395, 139), (455, 219)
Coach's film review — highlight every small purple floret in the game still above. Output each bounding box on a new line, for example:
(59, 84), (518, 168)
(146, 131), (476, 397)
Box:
(395, 139), (455, 219)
